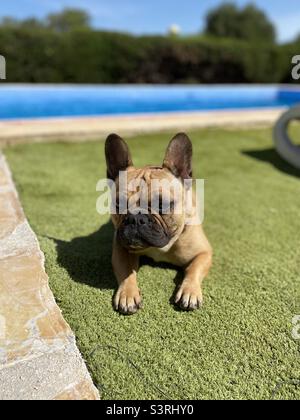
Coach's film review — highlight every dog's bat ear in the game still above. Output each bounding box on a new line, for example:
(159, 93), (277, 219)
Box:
(105, 134), (133, 180)
(163, 133), (193, 180)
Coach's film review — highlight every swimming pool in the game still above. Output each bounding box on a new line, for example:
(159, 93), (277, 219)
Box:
(0, 85), (299, 120)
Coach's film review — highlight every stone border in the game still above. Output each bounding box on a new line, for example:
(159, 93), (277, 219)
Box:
(0, 154), (100, 400)
(0, 108), (286, 146)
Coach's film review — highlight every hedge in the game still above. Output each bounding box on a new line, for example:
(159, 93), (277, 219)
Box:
(0, 27), (298, 84)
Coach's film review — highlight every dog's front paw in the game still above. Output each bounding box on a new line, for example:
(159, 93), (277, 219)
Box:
(114, 284), (143, 315)
(175, 281), (203, 311)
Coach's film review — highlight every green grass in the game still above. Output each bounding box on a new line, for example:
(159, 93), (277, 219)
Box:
(5, 127), (300, 400)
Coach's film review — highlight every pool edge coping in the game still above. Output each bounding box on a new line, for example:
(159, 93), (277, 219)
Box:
(0, 108), (287, 146)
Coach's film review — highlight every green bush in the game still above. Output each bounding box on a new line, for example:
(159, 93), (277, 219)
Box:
(205, 3), (276, 44)
(0, 27), (297, 84)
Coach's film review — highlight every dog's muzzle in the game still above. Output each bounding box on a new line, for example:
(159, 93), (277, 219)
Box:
(118, 213), (170, 249)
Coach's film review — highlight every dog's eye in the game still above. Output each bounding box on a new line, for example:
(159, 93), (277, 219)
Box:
(115, 197), (128, 214)
(158, 202), (163, 214)
(158, 197), (164, 214)
(158, 199), (175, 214)
(115, 201), (124, 214)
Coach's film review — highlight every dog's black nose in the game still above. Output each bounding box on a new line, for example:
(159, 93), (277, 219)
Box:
(125, 213), (151, 227)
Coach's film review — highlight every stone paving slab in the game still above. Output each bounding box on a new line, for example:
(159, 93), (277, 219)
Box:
(0, 108), (285, 146)
(0, 154), (100, 400)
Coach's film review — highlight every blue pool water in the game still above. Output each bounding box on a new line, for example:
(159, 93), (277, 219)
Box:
(0, 85), (300, 120)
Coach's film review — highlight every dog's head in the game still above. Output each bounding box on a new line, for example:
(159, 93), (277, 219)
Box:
(105, 133), (193, 251)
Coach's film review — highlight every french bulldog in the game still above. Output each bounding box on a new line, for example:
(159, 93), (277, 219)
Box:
(105, 132), (212, 315)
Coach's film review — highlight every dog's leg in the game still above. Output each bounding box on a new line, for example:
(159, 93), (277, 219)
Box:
(175, 251), (212, 311)
(112, 238), (142, 315)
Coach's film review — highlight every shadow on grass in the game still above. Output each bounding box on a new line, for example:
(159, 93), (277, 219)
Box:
(51, 222), (183, 307)
(51, 221), (116, 290)
(242, 148), (300, 179)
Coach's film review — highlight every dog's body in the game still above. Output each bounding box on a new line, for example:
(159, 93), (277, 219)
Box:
(105, 133), (212, 315)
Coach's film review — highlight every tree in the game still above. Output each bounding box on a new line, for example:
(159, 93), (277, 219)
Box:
(294, 34), (300, 43)
(205, 3), (240, 39)
(205, 2), (276, 43)
(0, 17), (20, 28)
(46, 8), (91, 32)
(0, 16), (46, 30)
(20, 18), (45, 30)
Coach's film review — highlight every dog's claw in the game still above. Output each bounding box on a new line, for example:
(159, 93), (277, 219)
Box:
(119, 304), (137, 316)
(175, 285), (203, 312)
(189, 300), (202, 311)
(114, 286), (142, 316)
(178, 298), (202, 312)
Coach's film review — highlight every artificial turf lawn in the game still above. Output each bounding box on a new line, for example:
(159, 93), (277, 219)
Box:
(5, 127), (300, 400)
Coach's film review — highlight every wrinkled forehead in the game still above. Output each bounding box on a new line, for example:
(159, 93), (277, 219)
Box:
(116, 167), (182, 195)
(127, 166), (173, 182)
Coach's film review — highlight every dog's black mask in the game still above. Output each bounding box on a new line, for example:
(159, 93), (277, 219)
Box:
(118, 213), (170, 249)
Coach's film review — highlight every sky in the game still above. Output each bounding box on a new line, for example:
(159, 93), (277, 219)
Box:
(0, 0), (299, 43)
